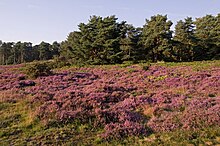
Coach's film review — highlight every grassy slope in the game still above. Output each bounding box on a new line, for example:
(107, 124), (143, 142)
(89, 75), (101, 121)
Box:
(0, 60), (220, 145)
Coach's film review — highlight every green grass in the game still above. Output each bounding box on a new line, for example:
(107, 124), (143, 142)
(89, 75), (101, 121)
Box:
(154, 60), (220, 70)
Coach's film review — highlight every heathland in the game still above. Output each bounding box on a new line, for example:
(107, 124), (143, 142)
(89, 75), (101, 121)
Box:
(0, 60), (220, 145)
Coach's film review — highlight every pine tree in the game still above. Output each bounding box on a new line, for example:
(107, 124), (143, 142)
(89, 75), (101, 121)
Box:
(174, 17), (196, 61)
(120, 24), (143, 62)
(63, 15), (126, 65)
(141, 15), (173, 62)
(38, 41), (51, 60)
(194, 14), (220, 60)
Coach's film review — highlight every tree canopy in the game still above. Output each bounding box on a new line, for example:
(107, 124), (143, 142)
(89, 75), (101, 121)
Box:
(140, 14), (173, 62)
(0, 13), (219, 65)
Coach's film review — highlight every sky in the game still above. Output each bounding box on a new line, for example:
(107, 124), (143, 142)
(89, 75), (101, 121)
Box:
(0, 0), (219, 45)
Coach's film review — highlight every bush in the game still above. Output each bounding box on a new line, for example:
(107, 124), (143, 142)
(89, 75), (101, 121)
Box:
(25, 62), (53, 78)
(120, 61), (134, 68)
(141, 62), (151, 71)
(48, 56), (71, 69)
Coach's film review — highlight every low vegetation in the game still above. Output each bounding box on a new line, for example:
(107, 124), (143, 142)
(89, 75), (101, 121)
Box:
(0, 60), (220, 145)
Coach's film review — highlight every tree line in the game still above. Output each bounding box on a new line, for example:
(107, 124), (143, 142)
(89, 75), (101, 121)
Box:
(0, 41), (60, 65)
(1, 13), (219, 65)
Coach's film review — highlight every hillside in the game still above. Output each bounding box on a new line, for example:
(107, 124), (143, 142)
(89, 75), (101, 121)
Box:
(0, 60), (220, 145)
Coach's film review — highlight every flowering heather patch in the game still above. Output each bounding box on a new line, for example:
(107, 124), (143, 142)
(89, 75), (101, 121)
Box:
(0, 61), (220, 139)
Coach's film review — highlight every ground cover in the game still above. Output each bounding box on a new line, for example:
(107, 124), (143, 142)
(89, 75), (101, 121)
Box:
(0, 60), (220, 145)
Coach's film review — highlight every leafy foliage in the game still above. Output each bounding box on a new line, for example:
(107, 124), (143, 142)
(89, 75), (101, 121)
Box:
(25, 62), (53, 78)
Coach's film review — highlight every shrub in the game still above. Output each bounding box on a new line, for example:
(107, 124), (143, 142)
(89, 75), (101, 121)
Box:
(141, 62), (151, 71)
(49, 56), (71, 69)
(25, 62), (53, 78)
(120, 61), (134, 67)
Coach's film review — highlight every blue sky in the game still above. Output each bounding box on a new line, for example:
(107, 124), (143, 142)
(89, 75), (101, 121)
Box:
(0, 0), (219, 44)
